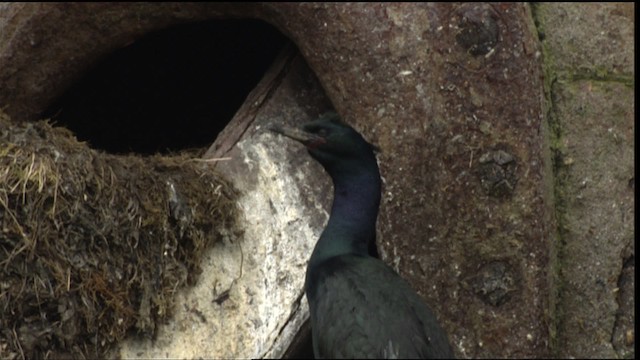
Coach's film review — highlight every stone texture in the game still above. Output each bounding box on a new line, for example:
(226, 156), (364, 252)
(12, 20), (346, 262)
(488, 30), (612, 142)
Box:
(551, 81), (634, 358)
(612, 257), (635, 358)
(534, 3), (634, 76)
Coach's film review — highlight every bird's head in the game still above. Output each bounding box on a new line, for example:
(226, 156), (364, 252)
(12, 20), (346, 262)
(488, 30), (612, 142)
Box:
(269, 112), (378, 175)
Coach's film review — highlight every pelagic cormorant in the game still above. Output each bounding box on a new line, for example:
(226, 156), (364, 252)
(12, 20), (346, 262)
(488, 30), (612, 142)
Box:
(270, 112), (454, 359)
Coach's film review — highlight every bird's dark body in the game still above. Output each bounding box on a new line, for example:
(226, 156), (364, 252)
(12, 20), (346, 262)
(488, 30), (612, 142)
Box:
(270, 113), (453, 359)
(307, 255), (453, 359)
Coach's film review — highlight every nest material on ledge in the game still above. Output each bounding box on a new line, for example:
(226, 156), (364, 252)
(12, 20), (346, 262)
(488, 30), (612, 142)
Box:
(0, 111), (239, 359)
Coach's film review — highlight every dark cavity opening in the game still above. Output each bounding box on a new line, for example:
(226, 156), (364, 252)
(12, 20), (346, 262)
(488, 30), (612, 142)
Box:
(43, 19), (287, 155)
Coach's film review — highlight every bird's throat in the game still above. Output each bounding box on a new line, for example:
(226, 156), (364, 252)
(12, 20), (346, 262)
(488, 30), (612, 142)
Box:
(308, 167), (381, 268)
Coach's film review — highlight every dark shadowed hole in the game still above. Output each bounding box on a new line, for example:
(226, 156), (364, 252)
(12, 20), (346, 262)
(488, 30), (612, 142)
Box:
(43, 19), (287, 155)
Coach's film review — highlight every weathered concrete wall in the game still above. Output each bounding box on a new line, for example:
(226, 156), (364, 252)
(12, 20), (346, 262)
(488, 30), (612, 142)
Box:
(534, 3), (635, 358)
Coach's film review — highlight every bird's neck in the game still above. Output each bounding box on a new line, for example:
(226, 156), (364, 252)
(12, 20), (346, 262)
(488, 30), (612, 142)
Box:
(308, 161), (381, 269)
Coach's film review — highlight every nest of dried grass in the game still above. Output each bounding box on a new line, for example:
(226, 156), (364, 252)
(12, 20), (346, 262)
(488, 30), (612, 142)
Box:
(0, 110), (239, 359)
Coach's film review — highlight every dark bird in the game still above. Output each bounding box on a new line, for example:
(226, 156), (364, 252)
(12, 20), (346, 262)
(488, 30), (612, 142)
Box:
(270, 112), (454, 359)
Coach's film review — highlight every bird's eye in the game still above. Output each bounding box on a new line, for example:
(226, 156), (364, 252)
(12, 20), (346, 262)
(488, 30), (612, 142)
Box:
(316, 128), (329, 137)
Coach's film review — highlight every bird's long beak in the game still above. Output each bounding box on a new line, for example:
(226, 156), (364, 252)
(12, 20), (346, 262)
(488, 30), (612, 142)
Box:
(268, 124), (325, 147)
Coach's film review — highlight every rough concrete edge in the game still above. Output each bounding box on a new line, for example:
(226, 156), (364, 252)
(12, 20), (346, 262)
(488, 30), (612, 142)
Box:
(261, 291), (309, 359)
(521, 5), (562, 356)
(528, 4), (563, 355)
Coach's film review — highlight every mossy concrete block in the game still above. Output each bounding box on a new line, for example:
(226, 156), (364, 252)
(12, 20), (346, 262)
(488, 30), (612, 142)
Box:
(536, 3), (635, 358)
(553, 80), (634, 358)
